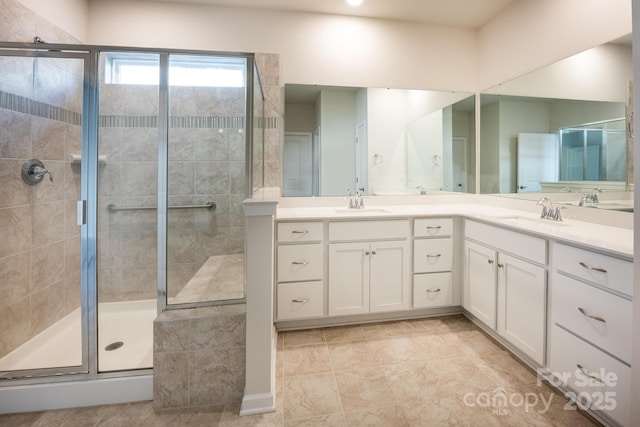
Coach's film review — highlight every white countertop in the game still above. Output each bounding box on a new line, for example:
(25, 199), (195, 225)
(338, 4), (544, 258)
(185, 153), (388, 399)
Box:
(276, 203), (633, 259)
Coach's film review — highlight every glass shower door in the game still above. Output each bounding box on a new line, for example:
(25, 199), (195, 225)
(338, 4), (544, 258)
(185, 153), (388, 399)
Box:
(0, 51), (87, 378)
(165, 54), (248, 306)
(96, 51), (160, 372)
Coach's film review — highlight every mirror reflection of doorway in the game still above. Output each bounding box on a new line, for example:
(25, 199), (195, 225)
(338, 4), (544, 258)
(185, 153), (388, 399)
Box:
(283, 132), (314, 196)
(452, 137), (467, 192)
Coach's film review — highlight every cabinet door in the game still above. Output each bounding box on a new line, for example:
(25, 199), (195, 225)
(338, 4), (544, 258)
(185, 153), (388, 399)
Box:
(463, 240), (497, 328)
(497, 253), (546, 365)
(329, 242), (369, 316)
(370, 240), (410, 312)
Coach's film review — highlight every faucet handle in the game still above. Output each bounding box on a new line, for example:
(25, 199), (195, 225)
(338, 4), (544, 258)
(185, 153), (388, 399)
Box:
(553, 207), (563, 222)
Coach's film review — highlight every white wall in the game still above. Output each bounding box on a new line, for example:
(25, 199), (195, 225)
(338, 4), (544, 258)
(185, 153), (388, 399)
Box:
(498, 100), (551, 193)
(367, 89), (409, 193)
(485, 43), (633, 103)
(87, 0), (477, 92)
(407, 109), (444, 191)
(18, 0), (88, 41)
(319, 89), (356, 195)
(284, 103), (315, 133)
(478, 0), (632, 90)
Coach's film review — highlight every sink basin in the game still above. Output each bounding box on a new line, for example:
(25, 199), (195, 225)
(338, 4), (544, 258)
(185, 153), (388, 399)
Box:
(495, 216), (568, 227)
(334, 208), (389, 215)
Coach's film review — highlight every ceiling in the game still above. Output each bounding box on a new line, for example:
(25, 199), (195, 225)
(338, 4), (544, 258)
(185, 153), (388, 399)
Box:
(141, 0), (519, 28)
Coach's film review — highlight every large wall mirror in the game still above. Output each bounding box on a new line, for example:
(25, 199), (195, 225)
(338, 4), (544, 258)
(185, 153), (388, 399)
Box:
(284, 85), (475, 197)
(479, 37), (633, 211)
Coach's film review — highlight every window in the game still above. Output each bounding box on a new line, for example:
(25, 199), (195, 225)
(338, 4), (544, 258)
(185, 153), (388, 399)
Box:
(104, 53), (246, 87)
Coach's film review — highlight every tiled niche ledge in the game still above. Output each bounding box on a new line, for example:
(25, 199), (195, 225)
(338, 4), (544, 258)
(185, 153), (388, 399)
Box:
(153, 304), (246, 410)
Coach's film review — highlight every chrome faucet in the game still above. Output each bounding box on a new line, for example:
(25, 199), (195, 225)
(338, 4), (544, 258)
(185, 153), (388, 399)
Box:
(537, 197), (562, 221)
(346, 188), (365, 209)
(578, 188), (601, 207)
(416, 185), (426, 195)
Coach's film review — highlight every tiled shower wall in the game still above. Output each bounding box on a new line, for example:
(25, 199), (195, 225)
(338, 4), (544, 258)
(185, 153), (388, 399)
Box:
(97, 77), (249, 302)
(0, 0), (283, 358)
(0, 0), (83, 358)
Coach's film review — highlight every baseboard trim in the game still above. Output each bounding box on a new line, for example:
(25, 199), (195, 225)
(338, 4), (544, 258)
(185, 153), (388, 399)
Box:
(0, 374), (152, 414)
(239, 392), (276, 416)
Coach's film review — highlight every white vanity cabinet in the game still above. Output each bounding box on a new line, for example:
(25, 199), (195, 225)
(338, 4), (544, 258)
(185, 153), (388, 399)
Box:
(549, 243), (632, 426)
(464, 220), (547, 365)
(328, 220), (410, 316)
(412, 218), (454, 308)
(275, 222), (324, 321)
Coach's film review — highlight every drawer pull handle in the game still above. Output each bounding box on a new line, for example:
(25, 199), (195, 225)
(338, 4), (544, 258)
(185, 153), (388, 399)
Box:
(426, 288), (441, 293)
(291, 230), (309, 235)
(292, 298), (310, 303)
(578, 262), (607, 274)
(426, 226), (442, 231)
(576, 364), (604, 384)
(578, 307), (607, 323)
(291, 261), (310, 265)
(488, 259), (494, 264)
(426, 254), (441, 258)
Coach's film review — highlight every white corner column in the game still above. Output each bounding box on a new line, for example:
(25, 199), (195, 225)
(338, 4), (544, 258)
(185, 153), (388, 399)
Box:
(240, 193), (278, 416)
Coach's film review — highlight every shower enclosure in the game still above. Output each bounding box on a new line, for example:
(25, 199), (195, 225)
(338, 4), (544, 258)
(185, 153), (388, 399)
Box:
(0, 42), (261, 389)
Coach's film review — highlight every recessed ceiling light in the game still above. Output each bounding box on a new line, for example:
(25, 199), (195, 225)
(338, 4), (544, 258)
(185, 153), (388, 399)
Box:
(346, 0), (364, 6)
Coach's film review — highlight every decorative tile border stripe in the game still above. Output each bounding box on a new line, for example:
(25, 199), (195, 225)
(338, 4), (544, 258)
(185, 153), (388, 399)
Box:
(255, 117), (278, 129)
(169, 116), (245, 129)
(100, 115), (158, 128)
(1, 90), (279, 130)
(0, 90), (81, 125)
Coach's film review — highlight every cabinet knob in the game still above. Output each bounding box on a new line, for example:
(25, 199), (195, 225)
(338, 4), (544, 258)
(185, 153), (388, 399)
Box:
(371, 250), (376, 255)
(497, 263), (504, 268)
(292, 298), (310, 303)
(365, 251), (370, 255)
(487, 259), (494, 264)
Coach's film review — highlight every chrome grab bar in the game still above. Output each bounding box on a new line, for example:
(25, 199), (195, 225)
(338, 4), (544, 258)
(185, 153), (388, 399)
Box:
(107, 202), (216, 213)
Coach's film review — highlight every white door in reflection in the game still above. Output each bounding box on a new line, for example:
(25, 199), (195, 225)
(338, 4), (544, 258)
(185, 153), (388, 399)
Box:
(284, 132), (313, 196)
(517, 133), (559, 193)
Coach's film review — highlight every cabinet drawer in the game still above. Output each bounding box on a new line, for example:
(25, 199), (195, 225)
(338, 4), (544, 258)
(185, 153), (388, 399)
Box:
(413, 272), (452, 308)
(277, 244), (323, 282)
(278, 222), (323, 243)
(414, 218), (453, 237)
(277, 281), (324, 320)
(414, 238), (453, 273)
(554, 243), (632, 297)
(465, 220), (546, 265)
(550, 325), (630, 427)
(329, 220), (409, 242)
(552, 274), (632, 363)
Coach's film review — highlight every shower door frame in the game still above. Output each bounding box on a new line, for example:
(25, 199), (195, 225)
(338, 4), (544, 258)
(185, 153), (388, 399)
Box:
(0, 43), (99, 382)
(0, 42), (256, 387)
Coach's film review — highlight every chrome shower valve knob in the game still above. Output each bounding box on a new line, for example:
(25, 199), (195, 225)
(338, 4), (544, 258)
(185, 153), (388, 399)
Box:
(21, 159), (54, 185)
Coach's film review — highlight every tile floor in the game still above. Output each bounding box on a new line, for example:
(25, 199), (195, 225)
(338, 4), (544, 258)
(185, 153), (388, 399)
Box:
(0, 315), (599, 426)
